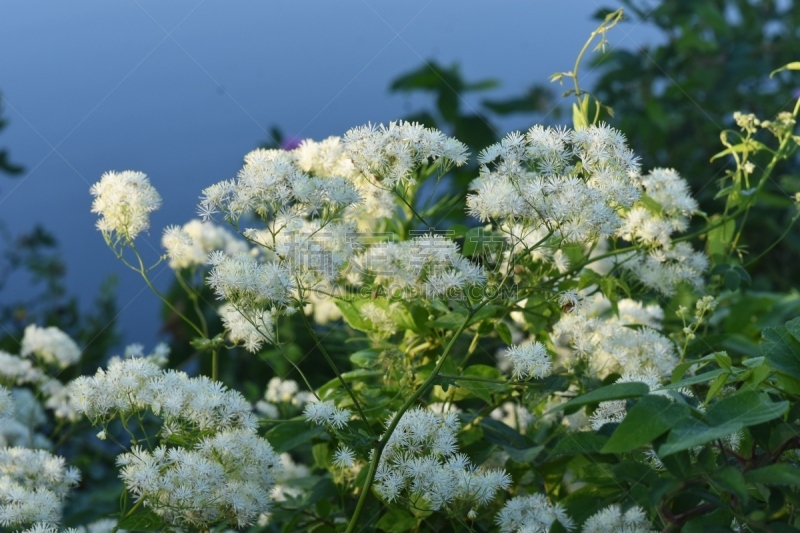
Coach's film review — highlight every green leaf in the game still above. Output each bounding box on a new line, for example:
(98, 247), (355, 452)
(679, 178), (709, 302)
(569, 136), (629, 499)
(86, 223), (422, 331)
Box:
(670, 353), (718, 383)
(496, 322), (512, 345)
(786, 317), (800, 343)
(350, 349), (380, 368)
(704, 372), (730, 405)
(265, 422), (325, 453)
(705, 390), (789, 428)
(505, 445), (544, 463)
(712, 467), (749, 504)
(117, 510), (164, 531)
(549, 432), (609, 459)
(478, 416), (533, 451)
(555, 382), (650, 413)
(745, 464), (800, 486)
(335, 300), (370, 332)
(761, 325), (800, 380)
(660, 391), (789, 456)
(660, 418), (739, 457)
(457, 365), (505, 404)
(376, 508), (418, 532)
(706, 218), (735, 258)
(429, 311), (468, 329)
(661, 368), (727, 390)
(710, 139), (768, 161)
(601, 395), (690, 453)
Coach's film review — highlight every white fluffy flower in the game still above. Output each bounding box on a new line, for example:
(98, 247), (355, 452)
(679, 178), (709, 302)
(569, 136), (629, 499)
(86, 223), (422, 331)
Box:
(163, 219), (249, 270)
(333, 445), (356, 468)
(0, 447), (80, 529)
(581, 504), (654, 533)
(554, 304), (677, 378)
(375, 407), (511, 510)
(343, 121), (469, 188)
(20, 325), (81, 368)
(90, 170), (161, 239)
(467, 124), (641, 243)
(219, 304), (274, 352)
(207, 252), (295, 310)
(303, 401), (351, 429)
(69, 357), (257, 435)
(503, 341), (552, 380)
(496, 493), (574, 532)
(116, 429), (281, 528)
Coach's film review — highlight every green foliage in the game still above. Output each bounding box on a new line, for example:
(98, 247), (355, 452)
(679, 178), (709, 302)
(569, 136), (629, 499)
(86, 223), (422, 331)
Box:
(592, 0), (800, 290)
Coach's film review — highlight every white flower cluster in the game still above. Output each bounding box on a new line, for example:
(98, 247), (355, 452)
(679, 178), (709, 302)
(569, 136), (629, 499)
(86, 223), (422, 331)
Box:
(616, 168), (706, 295)
(617, 168), (697, 247)
(255, 377), (313, 419)
(303, 400), (351, 429)
(342, 121), (469, 188)
(69, 357), (257, 435)
(622, 243), (708, 296)
(554, 299), (677, 377)
(467, 124), (641, 243)
(0, 327), (84, 424)
(496, 493), (574, 532)
(107, 342), (170, 368)
(356, 233), (485, 298)
(199, 148), (361, 222)
(273, 219), (361, 285)
(0, 386), (12, 420)
(20, 324), (81, 368)
(162, 219), (249, 270)
(294, 136), (396, 226)
(0, 447), (80, 529)
(503, 341), (552, 380)
(90, 170), (162, 240)
(207, 251), (295, 311)
(219, 303), (274, 353)
(0, 388), (51, 449)
(581, 504), (654, 533)
(374, 407), (511, 510)
(116, 429), (281, 528)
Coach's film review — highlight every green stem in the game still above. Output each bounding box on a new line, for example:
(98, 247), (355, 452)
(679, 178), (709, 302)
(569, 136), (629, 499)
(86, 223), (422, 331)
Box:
(211, 348), (218, 382)
(344, 305), (481, 533)
(744, 211), (800, 268)
(129, 245), (206, 338)
(123, 496), (144, 518)
(299, 312), (374, 436)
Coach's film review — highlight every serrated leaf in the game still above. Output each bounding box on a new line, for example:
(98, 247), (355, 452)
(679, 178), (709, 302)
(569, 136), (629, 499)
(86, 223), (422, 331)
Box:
(601, 395), (690, 453)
